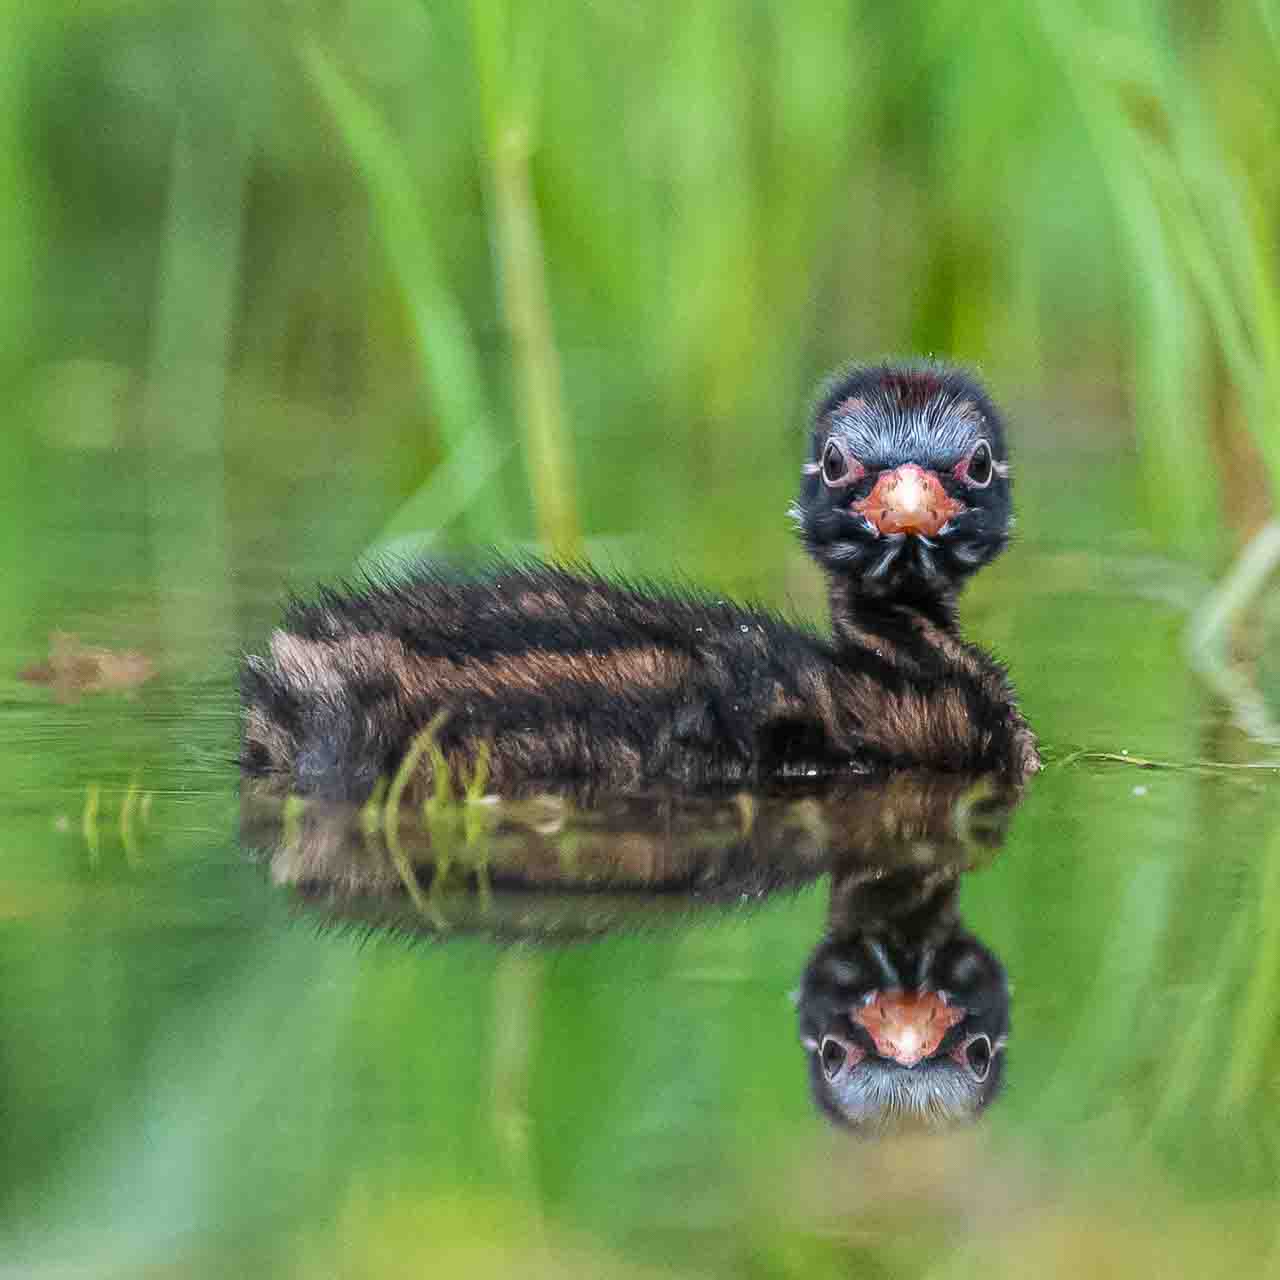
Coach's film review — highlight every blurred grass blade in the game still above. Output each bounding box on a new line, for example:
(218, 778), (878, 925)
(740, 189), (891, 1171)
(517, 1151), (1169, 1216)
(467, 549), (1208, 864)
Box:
(469, 0), (580, 558)
(0, 6), (35, 379)
(0, 6), (39, 646)
(142, 105), (246, 662)
(1186, 520), (1280, 745)
(357, 430), (513, 571)
(1225, 818), (1280, 1106)
(301, 36), (509, 548)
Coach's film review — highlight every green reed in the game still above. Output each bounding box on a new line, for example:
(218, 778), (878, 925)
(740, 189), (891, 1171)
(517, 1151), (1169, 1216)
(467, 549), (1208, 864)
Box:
(9, 2), (1278, 577)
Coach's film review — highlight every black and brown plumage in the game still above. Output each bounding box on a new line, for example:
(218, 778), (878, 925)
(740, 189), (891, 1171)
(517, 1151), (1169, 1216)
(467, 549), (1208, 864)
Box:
(241, 361), (1039, 803)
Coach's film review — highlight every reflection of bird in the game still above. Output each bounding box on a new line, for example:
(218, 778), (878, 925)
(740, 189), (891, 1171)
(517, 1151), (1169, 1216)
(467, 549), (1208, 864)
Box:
(798, 867), (1009, 1133)
(242, 361), (1038, 802)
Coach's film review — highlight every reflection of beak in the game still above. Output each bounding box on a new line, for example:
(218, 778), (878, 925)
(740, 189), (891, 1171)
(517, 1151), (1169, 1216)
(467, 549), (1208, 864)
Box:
(853, 990), (965, 1067)
(851, 465), (965, 537)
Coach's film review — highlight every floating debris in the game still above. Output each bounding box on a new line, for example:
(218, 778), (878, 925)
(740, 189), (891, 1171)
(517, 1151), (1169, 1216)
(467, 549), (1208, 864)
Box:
(19, 632), (155, 702)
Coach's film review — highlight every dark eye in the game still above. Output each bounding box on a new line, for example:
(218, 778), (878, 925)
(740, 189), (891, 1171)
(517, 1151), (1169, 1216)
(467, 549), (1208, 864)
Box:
(819, 1036), (847, 1080)
(820, 439), (860, 488)
(963, 440), (994, 488)
(963, 1034), (993, 1082)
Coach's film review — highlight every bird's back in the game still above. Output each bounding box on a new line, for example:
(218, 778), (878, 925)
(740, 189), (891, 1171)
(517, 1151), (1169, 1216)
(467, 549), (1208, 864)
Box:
(242, 562), (832, 801)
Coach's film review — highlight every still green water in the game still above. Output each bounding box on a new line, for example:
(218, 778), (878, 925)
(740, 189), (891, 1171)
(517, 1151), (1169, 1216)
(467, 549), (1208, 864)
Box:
(4, 437), (1279, 1280)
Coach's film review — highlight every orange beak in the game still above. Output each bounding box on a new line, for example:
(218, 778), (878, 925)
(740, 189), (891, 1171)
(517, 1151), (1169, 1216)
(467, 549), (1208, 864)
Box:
(850, 464), (965, 537)
(853, 990), (965, 1067)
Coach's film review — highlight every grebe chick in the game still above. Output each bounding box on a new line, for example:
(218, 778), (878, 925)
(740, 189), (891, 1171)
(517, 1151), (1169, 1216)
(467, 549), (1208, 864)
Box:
(241, 361), (1039, 803)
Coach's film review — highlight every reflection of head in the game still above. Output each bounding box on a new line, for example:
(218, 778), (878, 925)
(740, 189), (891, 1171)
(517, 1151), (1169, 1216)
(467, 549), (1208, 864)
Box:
(794, 774), (1017, 1135)
(799, 919), (1008, 1133)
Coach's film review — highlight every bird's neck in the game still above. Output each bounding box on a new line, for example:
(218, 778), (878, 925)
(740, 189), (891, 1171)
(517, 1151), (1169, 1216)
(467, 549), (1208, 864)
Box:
(827, 864), (962, 943)
(826, 574), (960, 648)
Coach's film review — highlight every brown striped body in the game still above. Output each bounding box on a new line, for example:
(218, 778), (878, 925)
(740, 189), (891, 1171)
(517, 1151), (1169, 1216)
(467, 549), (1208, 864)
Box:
(241, 563), (1038, 804)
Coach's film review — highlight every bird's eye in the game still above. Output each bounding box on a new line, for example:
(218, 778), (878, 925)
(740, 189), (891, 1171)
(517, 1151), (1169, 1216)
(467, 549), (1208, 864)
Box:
(820, 439), (861, 488)
(962, 1034), (993, 1082)
(819, 1036), (847, 1080)
(962, 440), (994, 488)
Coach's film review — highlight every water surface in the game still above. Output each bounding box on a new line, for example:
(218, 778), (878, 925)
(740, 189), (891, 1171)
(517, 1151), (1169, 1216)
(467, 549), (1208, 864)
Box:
(4, 435), (1280, 1280)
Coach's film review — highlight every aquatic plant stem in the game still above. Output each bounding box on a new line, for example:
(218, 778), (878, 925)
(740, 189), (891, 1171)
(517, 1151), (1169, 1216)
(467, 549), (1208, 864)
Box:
(82, 783), (100, 865)
(469, 0), (581, 558)
(120, 774), (142, 869)
(1057, 750), (1280, 773)
(490, 949), (546, 1205)
(1186, 520), (1280, 746)
(383, 711), (451, 916)
(1224, 820), (1280, 1108)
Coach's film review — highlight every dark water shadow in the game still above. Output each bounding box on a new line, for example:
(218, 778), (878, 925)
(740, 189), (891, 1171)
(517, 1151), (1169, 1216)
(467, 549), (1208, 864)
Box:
(242, 771), (1021, 1135)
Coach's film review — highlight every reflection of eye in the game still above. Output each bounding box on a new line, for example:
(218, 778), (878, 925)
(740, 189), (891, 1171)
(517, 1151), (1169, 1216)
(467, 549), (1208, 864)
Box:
(963, 1034), (993, 1082)
(820, 439), (862, 488)
(963, 439), (994, 488)
(819, 1036), (847, 1080)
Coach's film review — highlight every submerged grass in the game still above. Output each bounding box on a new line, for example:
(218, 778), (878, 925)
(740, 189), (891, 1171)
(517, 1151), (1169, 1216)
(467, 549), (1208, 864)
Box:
(1055, 749), (1280, 773)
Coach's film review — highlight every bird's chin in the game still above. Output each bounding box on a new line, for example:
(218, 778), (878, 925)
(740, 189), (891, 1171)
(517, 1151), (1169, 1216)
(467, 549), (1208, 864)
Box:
(816, 533), (955, 598)
(814, 1055), (985, 1133)
(807, 513), (1003, 600)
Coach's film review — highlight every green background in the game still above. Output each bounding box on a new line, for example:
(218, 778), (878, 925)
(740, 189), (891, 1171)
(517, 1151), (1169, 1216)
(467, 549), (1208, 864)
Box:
(3, 2), (1280, 1276)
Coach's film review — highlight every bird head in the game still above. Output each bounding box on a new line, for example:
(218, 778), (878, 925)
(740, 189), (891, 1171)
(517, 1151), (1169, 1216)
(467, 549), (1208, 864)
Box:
(794, 362), (1013, 604)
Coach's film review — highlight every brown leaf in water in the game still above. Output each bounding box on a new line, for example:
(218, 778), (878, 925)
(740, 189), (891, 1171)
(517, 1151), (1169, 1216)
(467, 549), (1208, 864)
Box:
(19, 632), (155, 702)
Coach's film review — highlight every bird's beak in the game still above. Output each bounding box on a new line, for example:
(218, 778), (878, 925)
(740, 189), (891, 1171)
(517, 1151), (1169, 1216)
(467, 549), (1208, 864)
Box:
(853, 990), (966, 1067)
(851, 464), (965, 537)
